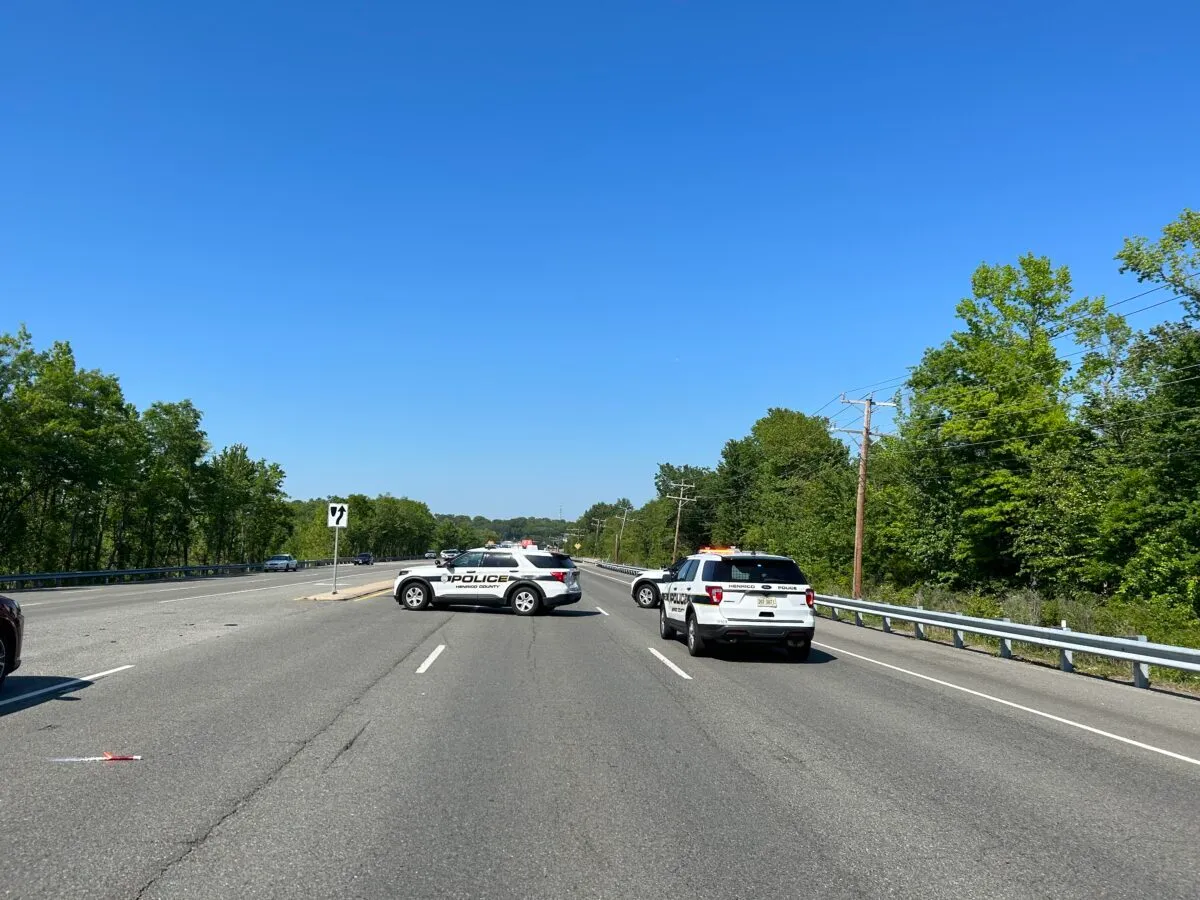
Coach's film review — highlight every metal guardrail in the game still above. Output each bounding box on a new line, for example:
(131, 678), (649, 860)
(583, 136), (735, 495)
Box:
(814, 594), (1200, 687)
(596, 561), (649, 576)
(0, 555), (418, 590)
(585, 560), (1198, 687)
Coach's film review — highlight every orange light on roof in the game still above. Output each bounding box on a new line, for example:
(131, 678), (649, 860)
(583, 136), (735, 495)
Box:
(699, 546), (740, 554)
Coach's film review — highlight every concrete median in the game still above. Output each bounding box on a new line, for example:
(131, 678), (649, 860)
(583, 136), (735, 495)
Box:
(300, 578), (394, 602)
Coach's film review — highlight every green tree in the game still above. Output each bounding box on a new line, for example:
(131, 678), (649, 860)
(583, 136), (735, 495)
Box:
(1116, 208), (1200, 309)
(897, 255), (1097, 585)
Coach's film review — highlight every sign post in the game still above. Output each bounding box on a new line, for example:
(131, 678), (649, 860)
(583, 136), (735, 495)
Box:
(327, 502), (349, 595)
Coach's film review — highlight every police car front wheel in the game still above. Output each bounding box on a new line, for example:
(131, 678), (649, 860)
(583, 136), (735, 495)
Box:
(636, 583), (659, 608)
(659, 605), (676, 640)
(511, 586), (542, 616)
(401, 583), (431, 611)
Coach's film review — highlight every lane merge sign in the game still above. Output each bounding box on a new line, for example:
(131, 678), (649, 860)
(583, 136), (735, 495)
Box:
(328, 503), (348, 528)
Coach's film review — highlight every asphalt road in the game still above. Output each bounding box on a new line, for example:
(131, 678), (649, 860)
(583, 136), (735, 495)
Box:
(2, 561), (1199, 899)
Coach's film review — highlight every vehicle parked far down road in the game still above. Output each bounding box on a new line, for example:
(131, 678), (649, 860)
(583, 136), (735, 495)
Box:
(424, 551), (438, 559)
(0, 594), (24, 691)
(352, 552), (374, 566)
(264, 554), (299, 572)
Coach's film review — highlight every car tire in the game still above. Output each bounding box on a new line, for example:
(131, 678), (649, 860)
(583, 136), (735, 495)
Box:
(511, 585), (542, 616)
(659, 604), (676, 640)
(635, 582), (660, 609)
(400, 582), (431, 611)
(787, 641), (812, 662)
(686, 612), (707, 657)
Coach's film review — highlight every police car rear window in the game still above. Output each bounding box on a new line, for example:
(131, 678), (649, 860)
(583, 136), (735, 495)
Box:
(703, 558), (807, 584)
(527, 554), (577, 569)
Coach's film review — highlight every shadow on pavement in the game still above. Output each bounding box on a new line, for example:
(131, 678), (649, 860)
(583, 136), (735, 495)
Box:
(543, 609), (603, 617)
(709, 645), (837, 665)
(429, 605), (602, 618)
(0, 675), (95, 716)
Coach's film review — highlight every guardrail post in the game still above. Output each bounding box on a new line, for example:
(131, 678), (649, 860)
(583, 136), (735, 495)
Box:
(854, 610), (863, 627)
(999, 618), (1013, 659)
(1132, 635), (1150, 689)
(913, 605), (925, 641)
(1059, 621), (1074, 673)
(882, 615), (891, 633)
(952, 614), (965, 649)
(830, 605), (840, 621)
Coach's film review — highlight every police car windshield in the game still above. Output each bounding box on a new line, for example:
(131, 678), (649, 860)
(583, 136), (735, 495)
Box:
(707, 558), (807, 584)
(268, 555), (288, 561)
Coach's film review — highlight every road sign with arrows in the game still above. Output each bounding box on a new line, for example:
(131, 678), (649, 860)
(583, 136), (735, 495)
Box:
(327, 503), (348, 528)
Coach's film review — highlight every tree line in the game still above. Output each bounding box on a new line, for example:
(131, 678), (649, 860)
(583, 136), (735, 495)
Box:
(574, 210), (1200, 647)
(281, 503), (570, 560)
(0, 329), (569, 574)
(0, 328), (291, 573)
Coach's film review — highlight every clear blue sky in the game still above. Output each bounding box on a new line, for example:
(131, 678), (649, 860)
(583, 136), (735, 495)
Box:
(4, 0), (1198, 519)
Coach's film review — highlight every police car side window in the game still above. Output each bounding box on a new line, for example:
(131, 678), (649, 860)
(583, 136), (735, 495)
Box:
(452, 551), (484, 567)
(676, 559), (699, 582)
(484, 553), (518, 568)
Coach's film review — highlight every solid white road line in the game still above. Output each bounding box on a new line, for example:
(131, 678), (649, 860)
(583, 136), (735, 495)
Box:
(648, 648), (693, 680)
(596, 606), (610, 616)
(0, 665), (134, 709)
(416, 644), (446, 674)
(158, 580), (325, 603)
(814, 640), (1200, 769)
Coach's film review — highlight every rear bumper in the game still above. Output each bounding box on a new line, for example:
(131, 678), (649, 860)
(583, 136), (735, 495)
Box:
(696, 622), (814, 644)
(546, 587), (583, 608)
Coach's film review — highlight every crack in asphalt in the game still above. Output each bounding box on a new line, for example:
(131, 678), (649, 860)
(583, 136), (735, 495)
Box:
(324, 720), (370, 773)
(130, 614), (450, 899)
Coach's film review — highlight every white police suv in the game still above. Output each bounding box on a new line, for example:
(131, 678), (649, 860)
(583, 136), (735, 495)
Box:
(394, 547), (582, 615)
(657, 548), (816, 659)
(630, 558), (686, 608)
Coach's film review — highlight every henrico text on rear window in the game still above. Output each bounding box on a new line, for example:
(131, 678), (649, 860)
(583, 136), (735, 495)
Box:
(704, 558), (807, 584)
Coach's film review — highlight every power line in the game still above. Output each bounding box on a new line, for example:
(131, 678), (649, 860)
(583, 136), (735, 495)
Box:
(830, 283), (1180, 408)
(907, 366), (1200, 435)
(837, 393), (895, 599)
(666, 481), (696, 560)
(890, 402), (1200, 455)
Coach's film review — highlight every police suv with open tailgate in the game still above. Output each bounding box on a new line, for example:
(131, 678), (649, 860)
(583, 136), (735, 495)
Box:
(658, 548), (816, 659)
(394, 547), (582, 615)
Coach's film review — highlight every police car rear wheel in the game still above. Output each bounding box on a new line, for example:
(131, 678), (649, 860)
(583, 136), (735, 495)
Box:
(636, 583), (659, 608)
(402, 583), (431, 610)
(686, 613), (707, 657)
(511, 587), (541, 616)
(787, 641), (811, 662)
(659, 604), (676, 639)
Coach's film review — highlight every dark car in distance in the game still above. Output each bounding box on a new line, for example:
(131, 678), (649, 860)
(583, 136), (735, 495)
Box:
(352, 552), (374, 566)
(0, 594), (24, 691)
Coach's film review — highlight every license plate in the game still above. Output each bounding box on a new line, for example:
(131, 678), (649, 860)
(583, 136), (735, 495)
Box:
(757, 596), (777, 608)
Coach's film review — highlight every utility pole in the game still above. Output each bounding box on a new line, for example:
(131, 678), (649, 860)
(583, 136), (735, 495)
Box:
(591, 518), (604, 557)
(667, 482), (696, 561)
(613, 505), (634, 563)
(838, 393), (896, 599)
